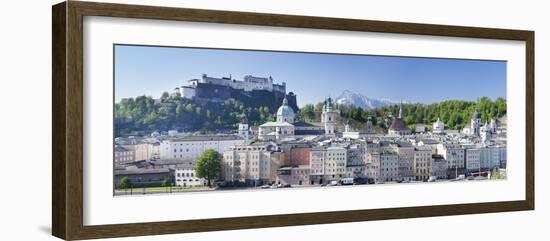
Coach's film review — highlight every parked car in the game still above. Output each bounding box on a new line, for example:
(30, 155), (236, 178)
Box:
(340, 178), (354, 185)
(260, 184), (271, 189)
(353, 177), (369, 185)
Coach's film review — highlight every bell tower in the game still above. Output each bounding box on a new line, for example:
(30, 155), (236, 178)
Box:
(321, 97), (335, 136)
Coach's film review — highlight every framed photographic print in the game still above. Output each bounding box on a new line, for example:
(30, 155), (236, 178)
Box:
(52, 1), (534, 240)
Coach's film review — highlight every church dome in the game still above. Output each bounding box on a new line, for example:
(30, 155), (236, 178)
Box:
(276, 97), (295, 120)
(277, 105), (295, 117)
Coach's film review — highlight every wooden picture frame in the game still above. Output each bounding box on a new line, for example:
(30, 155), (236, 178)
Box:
(52, 1), (534, 240)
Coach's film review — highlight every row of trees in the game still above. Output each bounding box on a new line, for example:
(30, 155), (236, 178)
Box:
(117, 176), (172, 189)
(334, 97), (506, 131)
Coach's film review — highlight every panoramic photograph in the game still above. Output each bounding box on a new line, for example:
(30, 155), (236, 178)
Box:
(113, 44), (507, 196)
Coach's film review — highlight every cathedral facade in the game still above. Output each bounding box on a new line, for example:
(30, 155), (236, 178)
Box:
(258, 97), (337, 141)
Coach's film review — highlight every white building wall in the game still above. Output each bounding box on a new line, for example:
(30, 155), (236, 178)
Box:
(160, 138), (245, 161)
(175, 169), (205, 187)
(180, 86), (196, 99)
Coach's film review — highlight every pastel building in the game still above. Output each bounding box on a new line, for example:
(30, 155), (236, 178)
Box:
(309, 145), (347, 184)
(436, 143), (466, 178)
(345, 144), (366, 178)
(465, 148), (482, 172)
(114, 145), (135, 164)
(431, 154), (448, 179)
(379, 152), (399, 182)
(324, 146), (347, 180)
(365, 152), (381, 182)
(414, 146), (433, 181)
(222, 144), (272, 186)
(309, 147), (327, 180)
(278, 143), (311, 166)
(392, 142), (415, 182)
(276, 165), (310, 186)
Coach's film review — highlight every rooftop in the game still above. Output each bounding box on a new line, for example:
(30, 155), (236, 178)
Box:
(115, 168), (173, 175)
(293, 121), (323, 127)
(151, 159), (194, 166)
(260, 121), (294, 127)
(395, 141), (413, 148)
(432, 154), (445, 160)
(327, 146), (346, 151)
(418, 139), (439, 145)
(164, 135), (243, 142)
(294, 129), (325, 135)
(389, 118), (408, 131)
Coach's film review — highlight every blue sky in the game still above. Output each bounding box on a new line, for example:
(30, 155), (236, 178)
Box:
(114, 44), (506, 106)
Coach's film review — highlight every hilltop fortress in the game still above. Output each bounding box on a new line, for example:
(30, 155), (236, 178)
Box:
(173, 74), (299, 113)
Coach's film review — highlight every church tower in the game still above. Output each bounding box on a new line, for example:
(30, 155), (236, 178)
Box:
(470, 111), (482, 137)
(237, 114), (250, 144)
(321, 97), (335, 136)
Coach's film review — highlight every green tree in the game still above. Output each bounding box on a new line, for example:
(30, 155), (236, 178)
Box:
(490, 169), (506, 180)
(195, 149), (222, 188)
(142, 111), (158, 128)
(185, 103), (194, 112)
(118, 176), (130, 189)
(176, 103), (185, 118)
(300, 104), (316, 122)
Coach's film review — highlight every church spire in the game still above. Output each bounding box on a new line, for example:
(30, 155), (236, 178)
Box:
(398, 102), (403, 119)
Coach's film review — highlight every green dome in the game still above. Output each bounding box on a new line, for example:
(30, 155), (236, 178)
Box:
(277, 97), (295, 118)
(277, 105), (295, 117)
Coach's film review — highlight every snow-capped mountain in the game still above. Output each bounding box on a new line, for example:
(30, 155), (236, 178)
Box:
(334, 90), (402, 109)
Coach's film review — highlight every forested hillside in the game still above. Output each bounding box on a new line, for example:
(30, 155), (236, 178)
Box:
(115, 94), (278, 136)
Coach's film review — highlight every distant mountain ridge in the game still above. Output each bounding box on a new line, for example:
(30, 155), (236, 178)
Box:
(334, 90), (403, 109)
